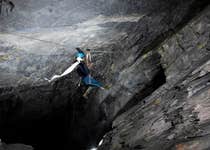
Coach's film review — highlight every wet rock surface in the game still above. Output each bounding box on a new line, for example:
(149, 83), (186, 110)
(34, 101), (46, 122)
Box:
(0, 0), (210, 150)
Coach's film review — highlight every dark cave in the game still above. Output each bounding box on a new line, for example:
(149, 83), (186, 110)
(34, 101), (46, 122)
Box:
(0, 83), (112, 150)
(0, 107), (68, 150)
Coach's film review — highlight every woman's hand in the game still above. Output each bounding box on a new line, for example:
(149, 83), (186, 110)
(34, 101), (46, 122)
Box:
(44, 75), (60, 83)
(49, 75), (60, 82)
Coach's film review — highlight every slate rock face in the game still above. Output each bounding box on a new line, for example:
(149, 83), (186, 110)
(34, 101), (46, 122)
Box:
(0, 0), (210, 150)
(98, 5), (210, 150)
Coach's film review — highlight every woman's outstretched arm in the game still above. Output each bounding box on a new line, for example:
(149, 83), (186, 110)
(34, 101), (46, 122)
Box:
(45, 61), (80, 82)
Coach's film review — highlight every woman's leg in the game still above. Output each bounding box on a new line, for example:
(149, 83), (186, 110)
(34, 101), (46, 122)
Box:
(83, 76), (103, 88)
(83, 87), (93, 99)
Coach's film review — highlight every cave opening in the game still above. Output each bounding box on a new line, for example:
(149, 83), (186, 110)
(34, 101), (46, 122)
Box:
(0, 87), (111, 150)
(0, 108), (69, 150)
(65, 90), (112, 150)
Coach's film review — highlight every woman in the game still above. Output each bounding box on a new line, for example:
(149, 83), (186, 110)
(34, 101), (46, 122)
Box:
(45, 48), (104, 99)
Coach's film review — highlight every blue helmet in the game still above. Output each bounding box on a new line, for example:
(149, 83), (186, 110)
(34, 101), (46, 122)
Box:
(76, 52), (85, 58)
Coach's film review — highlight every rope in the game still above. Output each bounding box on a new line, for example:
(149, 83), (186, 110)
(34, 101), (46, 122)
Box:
(0, 28), (114, 56)
(0, 30), (68, 49)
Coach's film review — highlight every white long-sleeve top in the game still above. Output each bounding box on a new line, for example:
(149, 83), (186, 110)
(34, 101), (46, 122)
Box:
(46, 60), (81, 82)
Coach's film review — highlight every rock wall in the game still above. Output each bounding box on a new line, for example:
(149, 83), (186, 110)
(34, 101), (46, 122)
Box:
(98, 5), (210, 150)
(0, 0), (210, 150)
